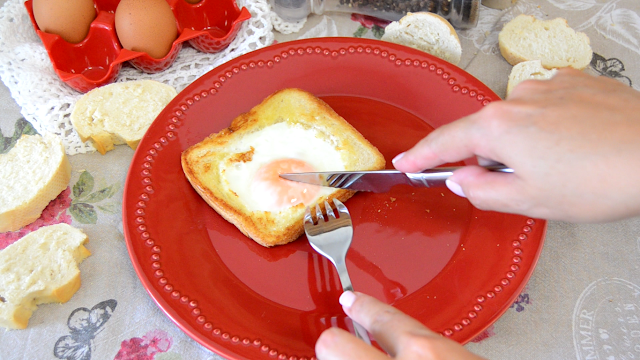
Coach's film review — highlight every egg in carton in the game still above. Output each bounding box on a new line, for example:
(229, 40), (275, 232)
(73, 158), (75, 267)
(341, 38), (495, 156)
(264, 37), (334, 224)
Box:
(25, 0), (251, 93)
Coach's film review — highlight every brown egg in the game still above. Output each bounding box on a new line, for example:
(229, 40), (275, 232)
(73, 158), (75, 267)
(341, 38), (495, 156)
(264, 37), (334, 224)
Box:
(32, 0), (96, 43)
(115, 0), (179, 59)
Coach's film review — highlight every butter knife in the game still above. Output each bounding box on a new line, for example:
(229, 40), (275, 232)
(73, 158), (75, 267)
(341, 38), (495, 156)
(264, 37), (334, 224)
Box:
(280, 165), (513, 193)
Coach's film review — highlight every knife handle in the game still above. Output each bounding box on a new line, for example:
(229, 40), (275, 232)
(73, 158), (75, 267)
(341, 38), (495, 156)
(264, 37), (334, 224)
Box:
(406, 164), (514, 187)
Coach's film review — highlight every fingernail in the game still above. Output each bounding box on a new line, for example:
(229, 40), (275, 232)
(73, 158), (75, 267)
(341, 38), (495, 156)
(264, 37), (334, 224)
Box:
(339, 291), (356, 308)
(446, 179), (466, 198)
(391, 152), (406, 166)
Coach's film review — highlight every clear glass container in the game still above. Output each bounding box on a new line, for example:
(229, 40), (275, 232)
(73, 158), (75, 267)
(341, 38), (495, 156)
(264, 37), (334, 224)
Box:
(271, 0), (479, 29)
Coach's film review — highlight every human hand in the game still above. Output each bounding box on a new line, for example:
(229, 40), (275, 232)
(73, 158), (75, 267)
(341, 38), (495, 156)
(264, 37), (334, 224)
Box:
(315, 291), (485, 360)
(392, 68), (640, 222)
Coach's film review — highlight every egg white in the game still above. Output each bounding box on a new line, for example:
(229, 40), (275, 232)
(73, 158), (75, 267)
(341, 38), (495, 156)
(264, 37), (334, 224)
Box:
(222, 122), (346, 212)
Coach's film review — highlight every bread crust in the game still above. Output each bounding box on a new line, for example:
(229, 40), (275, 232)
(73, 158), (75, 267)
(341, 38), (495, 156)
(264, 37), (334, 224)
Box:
(181, 88), (385, 247)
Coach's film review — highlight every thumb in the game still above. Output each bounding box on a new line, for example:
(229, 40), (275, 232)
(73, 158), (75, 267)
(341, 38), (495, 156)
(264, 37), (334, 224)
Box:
(447, 166), (526, 214)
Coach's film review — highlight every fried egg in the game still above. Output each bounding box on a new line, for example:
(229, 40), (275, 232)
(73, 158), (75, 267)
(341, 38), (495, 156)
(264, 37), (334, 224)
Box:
(223, 122), (346, 212)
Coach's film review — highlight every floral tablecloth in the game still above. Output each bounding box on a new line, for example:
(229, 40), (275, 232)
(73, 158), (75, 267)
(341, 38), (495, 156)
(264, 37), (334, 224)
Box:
(1, 0), (640, 359)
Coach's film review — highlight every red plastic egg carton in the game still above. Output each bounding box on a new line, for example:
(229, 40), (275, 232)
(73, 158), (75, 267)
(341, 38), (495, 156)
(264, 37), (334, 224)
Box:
(25, 0), (251, 93)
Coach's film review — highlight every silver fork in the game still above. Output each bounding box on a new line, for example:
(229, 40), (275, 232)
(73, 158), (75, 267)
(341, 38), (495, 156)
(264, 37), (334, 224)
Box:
(304, 199), (372, 345)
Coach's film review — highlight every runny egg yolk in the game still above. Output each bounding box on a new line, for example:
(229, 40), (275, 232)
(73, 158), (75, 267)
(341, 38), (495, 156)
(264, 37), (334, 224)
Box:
(251, 158), (321, 211)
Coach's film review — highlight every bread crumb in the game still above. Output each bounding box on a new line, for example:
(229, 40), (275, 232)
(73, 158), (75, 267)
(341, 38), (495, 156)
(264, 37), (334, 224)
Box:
(390, 197), (396, 202)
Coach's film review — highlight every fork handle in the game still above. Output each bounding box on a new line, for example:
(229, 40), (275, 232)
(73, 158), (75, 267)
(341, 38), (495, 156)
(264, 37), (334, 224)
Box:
(335, 260), (372, 345)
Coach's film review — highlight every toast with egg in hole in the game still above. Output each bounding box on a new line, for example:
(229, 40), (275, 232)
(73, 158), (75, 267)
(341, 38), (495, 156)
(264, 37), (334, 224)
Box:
(181, 88), (386, 247)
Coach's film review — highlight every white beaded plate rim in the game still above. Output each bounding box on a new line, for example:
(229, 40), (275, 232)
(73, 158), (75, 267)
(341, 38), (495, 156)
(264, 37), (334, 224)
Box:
(123, 38), (545, 360)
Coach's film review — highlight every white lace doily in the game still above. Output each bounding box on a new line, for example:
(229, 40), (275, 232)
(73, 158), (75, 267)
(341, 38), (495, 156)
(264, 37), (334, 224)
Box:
(0, 0), (274, 155)
(269, 7), (307, 34)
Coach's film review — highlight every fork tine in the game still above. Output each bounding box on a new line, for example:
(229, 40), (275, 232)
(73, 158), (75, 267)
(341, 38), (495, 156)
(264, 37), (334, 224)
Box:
(333, 199), (350, 219)
(314, 204), (325, 223)
(304, 207), (314, 225)
(325, 174), (343, 187)
(327, 173), (352, 188)
(324, 201), (336, 220)
(328, 173), (362, 189)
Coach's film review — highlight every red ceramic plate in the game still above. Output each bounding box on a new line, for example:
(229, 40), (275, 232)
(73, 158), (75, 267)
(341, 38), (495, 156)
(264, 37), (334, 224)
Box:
(123, 38), (546, 360)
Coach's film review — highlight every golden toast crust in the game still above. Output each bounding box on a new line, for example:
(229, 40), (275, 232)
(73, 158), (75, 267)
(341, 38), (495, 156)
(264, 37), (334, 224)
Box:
(181, 88), (385, 247)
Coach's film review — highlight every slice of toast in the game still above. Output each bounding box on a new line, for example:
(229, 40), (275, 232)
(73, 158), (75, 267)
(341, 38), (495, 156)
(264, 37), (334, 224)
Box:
(70, 79), (177, 154)
(181, 88), (386, 247)
(0, 223), (91, 329)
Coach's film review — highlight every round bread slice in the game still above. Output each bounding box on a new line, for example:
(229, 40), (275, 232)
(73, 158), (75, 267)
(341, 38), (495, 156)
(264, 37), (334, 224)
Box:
(0, 223), (91, 329)
(0, 133), (71, 232)
(381, 12), (462, 65)
(498, 14), (592, 70)
(506, 60), (558, 96)
(70, 79), (177, 154)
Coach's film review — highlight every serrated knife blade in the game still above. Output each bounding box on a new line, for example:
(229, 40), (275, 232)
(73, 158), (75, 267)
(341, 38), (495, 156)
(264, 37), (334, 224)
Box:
(279, 165), (513, 193)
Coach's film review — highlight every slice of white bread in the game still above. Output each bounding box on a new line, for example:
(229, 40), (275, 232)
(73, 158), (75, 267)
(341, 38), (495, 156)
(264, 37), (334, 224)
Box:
(381, 12), (462, 65)
(0, 223), (91, 329)
(70, 79), (177, 154)
(498, 14), (592, 70)
(506, 60), (558, 96)
(0, 133), (71, 232)
(181, 88), (386, 247)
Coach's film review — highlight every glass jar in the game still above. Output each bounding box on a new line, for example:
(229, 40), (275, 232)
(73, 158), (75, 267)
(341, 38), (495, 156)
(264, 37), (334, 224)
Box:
(270, 0), (479, 29)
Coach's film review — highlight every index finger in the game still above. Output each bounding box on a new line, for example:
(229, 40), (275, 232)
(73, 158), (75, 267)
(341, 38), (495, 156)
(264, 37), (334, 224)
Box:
(392, 111), (488, 173)
(345, 293), (436, 356)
